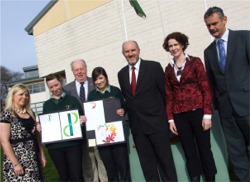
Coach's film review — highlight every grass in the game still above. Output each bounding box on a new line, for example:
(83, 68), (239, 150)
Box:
(43, 147), (60, 181)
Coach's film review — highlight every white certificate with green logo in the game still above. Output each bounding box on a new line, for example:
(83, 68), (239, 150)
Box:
(39, 109), (82, 143)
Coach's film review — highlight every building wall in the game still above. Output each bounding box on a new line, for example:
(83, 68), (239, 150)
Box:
(30, 92), (47, 103)
(34, 0), (249, 87)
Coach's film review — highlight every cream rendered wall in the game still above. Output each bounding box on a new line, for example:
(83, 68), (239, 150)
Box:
(30, 92), (47, 103)
(34, 0), (250, 87)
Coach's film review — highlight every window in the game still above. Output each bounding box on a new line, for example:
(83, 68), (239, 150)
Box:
(27, 83), (45, 94)
(31, 102), (44, 115)
(25, 70), (39, 78)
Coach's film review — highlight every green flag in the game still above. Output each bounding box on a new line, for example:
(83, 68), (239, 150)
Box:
(129, 0), (146, 18)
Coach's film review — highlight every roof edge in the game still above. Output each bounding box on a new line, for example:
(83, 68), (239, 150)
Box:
(25, 0), (58, 35)
(23, 65), (38, 71)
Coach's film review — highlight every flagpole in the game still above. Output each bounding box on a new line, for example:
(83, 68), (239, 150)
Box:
(203, 0), (213, 42)
(120, 0), (128, 40)
(156, 0), (166, 36)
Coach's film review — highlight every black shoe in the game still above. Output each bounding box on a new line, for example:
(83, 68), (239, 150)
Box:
(190, 176), (200, 182)
(205, 175), (215, 182)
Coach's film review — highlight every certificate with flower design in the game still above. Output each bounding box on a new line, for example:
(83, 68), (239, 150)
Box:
(39, 109), (82, 143)
(84, 98), (125, 147)
(95, 121), (125, 145)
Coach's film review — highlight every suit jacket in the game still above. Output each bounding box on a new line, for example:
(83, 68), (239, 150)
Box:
(63, 77), (94, 113)
(118, 59), (168, 135)
(165, 56), (213, 121)
(204, 30), (250, 117)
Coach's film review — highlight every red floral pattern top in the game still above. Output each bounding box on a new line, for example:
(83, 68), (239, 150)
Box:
(165, 55), (213, 120)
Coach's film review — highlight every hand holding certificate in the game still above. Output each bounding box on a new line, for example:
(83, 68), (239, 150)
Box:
(84, 98), (125, 147)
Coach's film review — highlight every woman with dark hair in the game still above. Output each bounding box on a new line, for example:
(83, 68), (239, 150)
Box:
(163, 32), (217, 182)
(88, 67), (131, 182)
(43, 74), (85, 181)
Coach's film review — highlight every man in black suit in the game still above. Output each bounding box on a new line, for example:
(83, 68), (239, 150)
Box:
(118, 40), (177, 181)
(63, 59), (108, 182)
(204, 7), (250, 181)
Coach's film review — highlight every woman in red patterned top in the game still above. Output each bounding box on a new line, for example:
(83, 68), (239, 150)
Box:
(163, 32), (217, 182)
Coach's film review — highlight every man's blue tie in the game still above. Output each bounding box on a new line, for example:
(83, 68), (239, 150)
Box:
(217, 39), (226, 72)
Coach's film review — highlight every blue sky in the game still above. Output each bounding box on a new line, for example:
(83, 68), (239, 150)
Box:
(1, 0), (50, 72)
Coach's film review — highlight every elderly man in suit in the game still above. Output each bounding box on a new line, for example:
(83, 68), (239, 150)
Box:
(118, 40), (177, 181)
(204, 7), (250, 181)
(63, 59), (108, 182)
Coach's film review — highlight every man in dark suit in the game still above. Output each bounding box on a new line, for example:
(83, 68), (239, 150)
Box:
(63, 59), (108, 182)
(204, 7), (250, 181)
(118, 40), (177, 181)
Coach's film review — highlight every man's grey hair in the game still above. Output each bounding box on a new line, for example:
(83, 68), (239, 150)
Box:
(70, 59), (87, 71)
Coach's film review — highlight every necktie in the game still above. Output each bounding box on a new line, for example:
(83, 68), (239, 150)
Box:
(217, 39), (226, 72)
(131, 66), (136, 96)
(80, 82), (85, 102)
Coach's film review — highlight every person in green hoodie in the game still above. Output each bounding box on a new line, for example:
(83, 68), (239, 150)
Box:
(43, 74), (86, 181)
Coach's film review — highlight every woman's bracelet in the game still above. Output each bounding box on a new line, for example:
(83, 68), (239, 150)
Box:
(13, 163), (20, 168)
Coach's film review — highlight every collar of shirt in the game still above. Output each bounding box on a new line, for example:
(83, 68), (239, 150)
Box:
(216, 28), (229, 42)
(75, 79), (88, 95)
(129, 58), (141, 83)
(76, 79), (88, 87)
(51, 92), (66, 104)
(216, 28), (229, 53)
(169, 53), (190, 67)
(169, 54), (190, 82)
(129, 58), (141, 71)
(96, 85), (111, 94)
(52, 92), (66, 99)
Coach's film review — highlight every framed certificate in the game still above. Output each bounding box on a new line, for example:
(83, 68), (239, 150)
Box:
(38, 109), (82, 143)
(84, 98), (125, 147)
